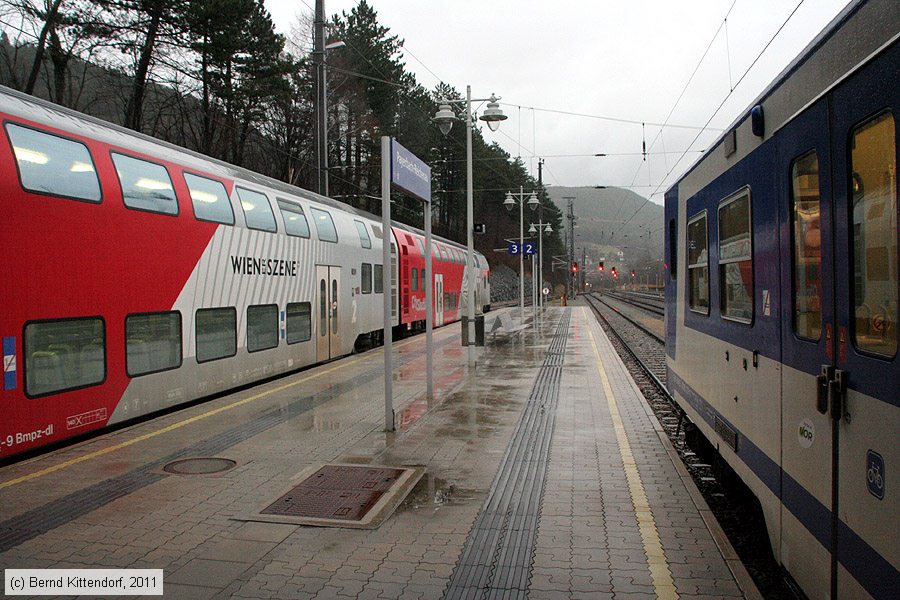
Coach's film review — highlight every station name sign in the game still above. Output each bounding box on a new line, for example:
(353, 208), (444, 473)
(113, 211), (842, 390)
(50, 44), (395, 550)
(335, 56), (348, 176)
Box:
(390, 139), (431, 203)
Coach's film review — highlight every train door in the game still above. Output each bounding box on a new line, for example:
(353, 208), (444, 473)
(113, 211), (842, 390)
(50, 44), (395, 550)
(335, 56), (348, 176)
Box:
(316, 265), (342, 361)
(827, 45), (898, 600)
(435, 274), (444, 326)
(776, 97), (837, 600)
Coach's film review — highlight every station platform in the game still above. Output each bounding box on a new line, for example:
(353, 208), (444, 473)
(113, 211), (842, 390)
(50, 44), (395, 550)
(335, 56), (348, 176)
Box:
(0, 304), (759, 599)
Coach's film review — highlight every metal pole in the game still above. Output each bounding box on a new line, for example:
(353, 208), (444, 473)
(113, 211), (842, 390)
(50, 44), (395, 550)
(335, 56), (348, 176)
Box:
(425, 200), (433, 398)
(381, 136), (393, 431)
(314, 0), (327, 196)
(537, 159), (544, 308)
(538, 225), (543, 309)
(519, 186), (524, 319)
(465, 85), (476, 367)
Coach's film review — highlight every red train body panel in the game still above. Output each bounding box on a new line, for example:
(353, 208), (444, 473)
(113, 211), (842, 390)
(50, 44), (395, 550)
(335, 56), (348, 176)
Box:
(0, 86), (490, 459)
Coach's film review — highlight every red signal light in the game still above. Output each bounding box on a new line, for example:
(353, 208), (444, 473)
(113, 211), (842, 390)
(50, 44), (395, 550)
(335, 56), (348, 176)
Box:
(598, 261), (604, 272)
(572, 262), (578, 273)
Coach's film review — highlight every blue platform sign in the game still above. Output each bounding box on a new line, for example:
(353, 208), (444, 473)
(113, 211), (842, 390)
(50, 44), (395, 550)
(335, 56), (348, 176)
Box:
(507, 242), (536, 256)
(390, 139), (431, 203)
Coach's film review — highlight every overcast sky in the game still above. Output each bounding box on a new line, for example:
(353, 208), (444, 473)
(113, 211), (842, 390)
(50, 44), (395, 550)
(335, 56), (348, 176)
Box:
(265, 0), (851, 203)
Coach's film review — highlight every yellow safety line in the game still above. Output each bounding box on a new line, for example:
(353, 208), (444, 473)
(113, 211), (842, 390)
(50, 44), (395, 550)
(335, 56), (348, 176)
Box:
(0, 334), (428, 490)
(585, 308), (678, 600)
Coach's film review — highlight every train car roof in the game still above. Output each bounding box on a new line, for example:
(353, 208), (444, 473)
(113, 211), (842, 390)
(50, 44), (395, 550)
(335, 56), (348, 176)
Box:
(668, 0), (896, 196)
(0, 83), (482, 259)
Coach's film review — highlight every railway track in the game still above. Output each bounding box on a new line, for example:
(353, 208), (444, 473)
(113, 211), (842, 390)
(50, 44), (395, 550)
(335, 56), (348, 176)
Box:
(583, 293), (801, 600)
(604, 289), (665, 316)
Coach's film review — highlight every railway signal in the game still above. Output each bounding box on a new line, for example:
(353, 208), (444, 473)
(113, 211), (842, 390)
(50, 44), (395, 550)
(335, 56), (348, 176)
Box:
(598, 261), (604, 272)
(572, 262), (578, 273)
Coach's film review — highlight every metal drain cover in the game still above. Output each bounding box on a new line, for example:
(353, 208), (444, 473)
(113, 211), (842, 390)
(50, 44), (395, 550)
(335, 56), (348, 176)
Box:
(163, 457), (236, 475)
(249, 464), (424, 529)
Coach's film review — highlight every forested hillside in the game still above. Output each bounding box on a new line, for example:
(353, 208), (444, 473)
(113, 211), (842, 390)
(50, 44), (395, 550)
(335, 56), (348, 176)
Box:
(0, 0), (564, 278)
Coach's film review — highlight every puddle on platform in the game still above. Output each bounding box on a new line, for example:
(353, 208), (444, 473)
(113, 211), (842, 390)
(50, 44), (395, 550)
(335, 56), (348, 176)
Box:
(396, 472), (480, 513)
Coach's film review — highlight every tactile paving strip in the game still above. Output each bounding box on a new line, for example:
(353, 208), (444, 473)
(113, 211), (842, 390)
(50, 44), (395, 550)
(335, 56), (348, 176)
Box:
(445, 310), (570, 600)
(261, 465), (405, 521)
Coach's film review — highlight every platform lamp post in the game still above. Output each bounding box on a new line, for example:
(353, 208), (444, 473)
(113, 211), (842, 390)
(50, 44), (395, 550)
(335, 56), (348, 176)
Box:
(504, 189), (539, 318)
(528, 221), (553, 310)
(433, 87), (507, 366)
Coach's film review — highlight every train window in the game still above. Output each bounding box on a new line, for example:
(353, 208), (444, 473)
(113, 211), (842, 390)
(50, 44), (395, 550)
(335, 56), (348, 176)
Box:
(850, 112), (897, 357)
(374, 264), (384, 293)
(6, 123), (101, 203)
(319, 280), (327, 336)
(111, 153), (177, 215)
(668, 219), (677, 279)
(718, 190), (753, 323)
(416, 239), (425, 256)
(411, 268), (418, 292)
(23, 317), (105, 397)
(126, 312), (181, 377)
(184, 173), (234, 225)
(237, 188), (276, 232)
(286, 302), (311, 344)
(420, 268), (426, 292)
(332, 279), (338, 334)
(687, 212), (709, 314)
(195, 307), (236, 363)
(361, 263), (372, 294)
(791, 152), (823, 341)
(355, 220), (372, 249)
(310, 207), (338, 243)
(277, 199), (310, 238)
(247, 304), (278, 352)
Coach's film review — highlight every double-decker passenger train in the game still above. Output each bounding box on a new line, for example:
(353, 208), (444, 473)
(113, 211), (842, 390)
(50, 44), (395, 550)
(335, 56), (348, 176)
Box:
(665, 0), (897, 598)
(0, 84), (489, 460)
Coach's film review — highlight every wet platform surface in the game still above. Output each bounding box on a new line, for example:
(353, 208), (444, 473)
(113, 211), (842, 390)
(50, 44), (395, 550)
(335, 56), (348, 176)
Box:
(0, 304), (758, 599)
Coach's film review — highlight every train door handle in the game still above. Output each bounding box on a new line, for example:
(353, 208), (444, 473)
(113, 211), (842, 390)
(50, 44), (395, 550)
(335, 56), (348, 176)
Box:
(830, 369), (848, 422)
(817, 365), (833, 415)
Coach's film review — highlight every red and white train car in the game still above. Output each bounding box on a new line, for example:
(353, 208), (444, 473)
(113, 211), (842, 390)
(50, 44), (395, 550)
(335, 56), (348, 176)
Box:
(0, 85), (489, 459)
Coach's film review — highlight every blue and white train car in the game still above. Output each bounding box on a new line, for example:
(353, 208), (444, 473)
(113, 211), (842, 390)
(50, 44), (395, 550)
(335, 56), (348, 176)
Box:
(664, 1), (898, 598)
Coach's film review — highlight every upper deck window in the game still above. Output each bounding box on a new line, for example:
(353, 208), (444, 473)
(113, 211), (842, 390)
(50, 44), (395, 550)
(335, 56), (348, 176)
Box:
(851, 112), (897, 357)
(310, 207), (338, 243)
(112, 152), (177, 215)
(687, 211), (709, 315)
(184, 172), (234, 225)
(237, 187), (276, 232)
(355, 220), (372, 249)
(718, 190), (753, 323)
(277, 199), (310, 238)
(6, 123), (101, 202)
(416, 239), (425, 256)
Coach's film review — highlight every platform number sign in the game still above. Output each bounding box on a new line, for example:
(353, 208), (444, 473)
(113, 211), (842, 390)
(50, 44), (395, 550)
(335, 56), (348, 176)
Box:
(507, 242), (536, 256)
(867, 449), (885, 500)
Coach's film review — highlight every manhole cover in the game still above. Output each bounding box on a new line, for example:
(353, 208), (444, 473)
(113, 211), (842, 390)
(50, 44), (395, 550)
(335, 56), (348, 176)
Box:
(262, 465), (403, 521)
(251, 464), (423, 528)
(163, 458), (236, 475)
